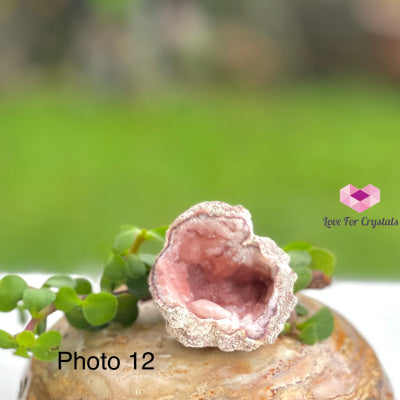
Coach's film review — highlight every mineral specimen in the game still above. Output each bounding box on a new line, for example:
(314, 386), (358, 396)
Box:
(149, 201), (297, 351)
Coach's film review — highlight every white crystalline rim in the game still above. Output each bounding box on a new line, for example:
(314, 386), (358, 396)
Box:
(149, 201), (298, 352)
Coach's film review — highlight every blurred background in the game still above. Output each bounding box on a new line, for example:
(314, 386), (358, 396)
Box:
(0, 0), (399, 279)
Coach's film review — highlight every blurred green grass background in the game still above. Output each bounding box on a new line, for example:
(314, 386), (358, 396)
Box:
(1, 80), (399, 278)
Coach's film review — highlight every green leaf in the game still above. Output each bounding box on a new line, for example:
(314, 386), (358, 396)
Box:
(66, 306), (91, 330)
(74, 278), (92, 295)
(0, 329), (17, 349)
(113, 293), (139, 326)
(112, 227), (140, 254)
(0, 275), (28, 312)
(31, 331), (62, 361)
(280, 322), (291, 335)
(126, 254), (146, 279)
(144, 226), (169, 242)
(43, 275), (75, 289)
(283, 242), (313, 252)
(152, 225), (169, 236)
(287, 250), (312, 269)
(23, 288), (56, 318)
(139, 254), (157, 269)
(100, 277), (114, 293)
(14, 346), (30, 358)
(82, 293), (117, 326)
(298, 323), (318, 345)
(55, 287), (82, 313)
(17, 306), (29, 325)
(16, 331), (36, 348)
(297, 307), (334, 345)
(100, 277), (124, 293)
(295, 303), (309, 316)
(292, 266), (313, 293)
(127, 275), (150, 299)
(309, 249), (335, 277)
(103, 254), (127, 282)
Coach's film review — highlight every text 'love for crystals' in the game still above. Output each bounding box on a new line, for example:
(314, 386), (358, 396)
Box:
(323, 216), (398, 229)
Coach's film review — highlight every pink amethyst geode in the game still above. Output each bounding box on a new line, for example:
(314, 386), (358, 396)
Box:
(149, 201), (298, 351)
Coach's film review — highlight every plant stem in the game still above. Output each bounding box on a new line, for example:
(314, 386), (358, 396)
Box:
(129, 230), (146, 254)
(23, 303), (56, 333)
(24, 318), (40, 332)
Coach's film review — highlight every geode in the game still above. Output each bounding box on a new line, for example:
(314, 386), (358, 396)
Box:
(149, 201), (298, 351)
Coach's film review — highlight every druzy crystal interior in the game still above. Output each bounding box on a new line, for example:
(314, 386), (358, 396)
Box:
(149, 201), (297, 351)
(157, 215), (273, 339)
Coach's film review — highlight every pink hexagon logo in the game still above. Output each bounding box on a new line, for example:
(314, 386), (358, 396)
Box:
(340, 184), (380, 213)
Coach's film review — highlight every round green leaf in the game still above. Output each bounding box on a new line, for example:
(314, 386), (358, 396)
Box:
(309, 249), (335, 277)
(100, 277), (114, 293)
(295, 303), (309, 316)
(127, 275), (150, 299)
(0, 275), (28, 312)
(112, 227), (140, 254)
(14, 346), (30, 358)
(113, 293), (138, 326)
(16, 331), (36, 348)
(126, 254), (146, 279)
(66, 306), (91, 330)
(144, 226), (168, 242)
(55, 287), (82, 313)
(82, 293), (117, 326)
(31, 331), (62, 361)
(43, 275), (75, 289)
(0, 329), (17, 349)
(74, 278), (92, 295)
(297, 307), (334, 345)
(287, 250), (312, 269)
(151, 225), (169, 237)
(139, 254), (157, 270)
(103, 254), (127, 282)
(298, 323), (318, 345)
(292, 266), (313, 293)
(17, 306), (29, 325)
(280, 322), (291, 335)
(34, 330), (61, 349)
(23, 288), (56, 318)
